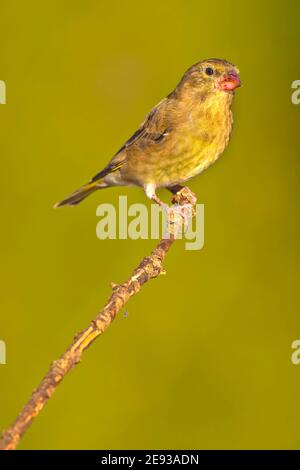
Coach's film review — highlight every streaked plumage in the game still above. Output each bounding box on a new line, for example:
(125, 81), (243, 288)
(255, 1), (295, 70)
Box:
(55, 58), (240, 208)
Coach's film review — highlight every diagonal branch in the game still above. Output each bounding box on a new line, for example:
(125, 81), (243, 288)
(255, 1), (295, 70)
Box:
(0, 187), (196, 450)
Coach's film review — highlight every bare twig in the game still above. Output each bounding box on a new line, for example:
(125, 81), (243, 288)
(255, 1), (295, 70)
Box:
(0, 188), (196, 450)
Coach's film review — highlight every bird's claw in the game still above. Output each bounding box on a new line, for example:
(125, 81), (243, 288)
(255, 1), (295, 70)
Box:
(171, 187), (197, 206)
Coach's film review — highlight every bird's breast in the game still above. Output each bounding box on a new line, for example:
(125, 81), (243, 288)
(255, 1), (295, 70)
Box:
(121, 92), (234, 187)
(172, 97), (233, 181)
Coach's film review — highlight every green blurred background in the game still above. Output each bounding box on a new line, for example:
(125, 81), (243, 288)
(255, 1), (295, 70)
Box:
(0, 0), (300, 450)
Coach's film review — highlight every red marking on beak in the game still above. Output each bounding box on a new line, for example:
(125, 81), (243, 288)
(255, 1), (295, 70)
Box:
(218, 71), (241, 91)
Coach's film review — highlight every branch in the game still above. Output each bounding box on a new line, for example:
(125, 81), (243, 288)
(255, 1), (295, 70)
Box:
(0, 187), (196, 450)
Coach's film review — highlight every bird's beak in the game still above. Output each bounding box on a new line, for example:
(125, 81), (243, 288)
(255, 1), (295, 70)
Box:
(217, 71), (241, 91)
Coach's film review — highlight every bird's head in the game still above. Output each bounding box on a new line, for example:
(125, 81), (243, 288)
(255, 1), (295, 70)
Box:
(178, 59), (241, 95)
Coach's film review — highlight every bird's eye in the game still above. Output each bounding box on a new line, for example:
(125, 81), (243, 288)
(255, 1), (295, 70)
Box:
(205, 67), (214, 76)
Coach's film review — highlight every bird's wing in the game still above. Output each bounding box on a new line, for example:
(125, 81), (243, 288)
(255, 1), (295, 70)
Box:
(90, 98), (172, 183)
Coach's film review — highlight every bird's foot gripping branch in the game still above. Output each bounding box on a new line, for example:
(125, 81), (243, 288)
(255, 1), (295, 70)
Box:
(95, 187), (204, 251)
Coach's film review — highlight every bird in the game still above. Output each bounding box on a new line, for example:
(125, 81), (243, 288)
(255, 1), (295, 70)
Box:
(54, 58), (240, 209)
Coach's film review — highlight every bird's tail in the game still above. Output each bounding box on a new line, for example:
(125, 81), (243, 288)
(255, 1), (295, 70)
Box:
(54, 179), (106, 208)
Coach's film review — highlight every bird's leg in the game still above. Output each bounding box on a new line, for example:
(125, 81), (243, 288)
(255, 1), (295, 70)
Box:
(167, 184), (184, 196)
(144, 183), (196, 235)
(144, 183), (183, 236)
(144, 183), (169, 210)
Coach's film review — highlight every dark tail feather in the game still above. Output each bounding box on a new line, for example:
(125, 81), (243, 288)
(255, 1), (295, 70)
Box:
(54, 180), (106, 208)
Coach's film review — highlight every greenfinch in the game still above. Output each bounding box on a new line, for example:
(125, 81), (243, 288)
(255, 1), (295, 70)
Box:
(55, 58), (240, 208)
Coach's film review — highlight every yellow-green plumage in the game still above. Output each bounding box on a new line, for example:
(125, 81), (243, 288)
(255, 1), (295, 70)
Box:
(55, 58), (240, 208)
